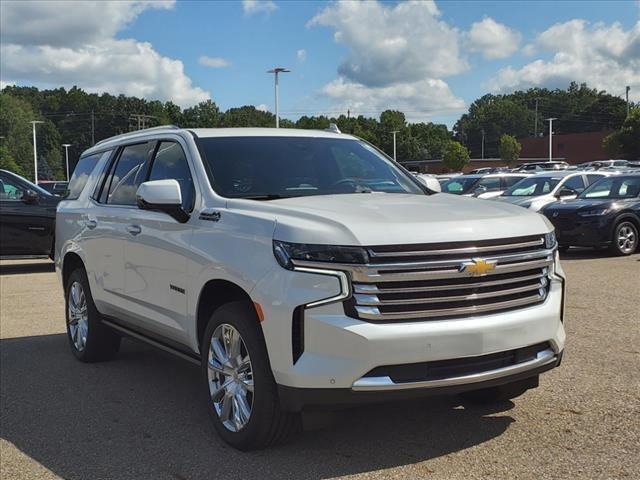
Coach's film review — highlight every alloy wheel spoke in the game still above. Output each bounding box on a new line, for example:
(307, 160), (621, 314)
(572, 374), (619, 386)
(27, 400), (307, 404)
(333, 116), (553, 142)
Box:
(235, 391), (252, 422)
(219, 394), (232, 423)
(210, 338), (229, 366)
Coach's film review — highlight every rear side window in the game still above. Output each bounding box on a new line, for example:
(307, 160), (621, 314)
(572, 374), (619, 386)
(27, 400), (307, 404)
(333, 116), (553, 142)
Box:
(148, 141), (195, 211)
(104, 143), (153, 205)
(503, 176), (525, 188)
(66, 151), (110, 200)
(586, 174), (604, 185)
(563, 175), (586, 193)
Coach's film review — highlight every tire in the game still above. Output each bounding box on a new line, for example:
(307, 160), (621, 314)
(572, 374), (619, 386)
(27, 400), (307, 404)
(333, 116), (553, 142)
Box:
(460, 376), (539, 404)
(201, 301), (300, 450)
(609, 220), (638, 256)
(65, 267), (120, 362)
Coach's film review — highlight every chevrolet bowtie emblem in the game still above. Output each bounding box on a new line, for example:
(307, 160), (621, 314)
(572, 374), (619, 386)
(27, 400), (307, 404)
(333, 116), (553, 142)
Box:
(459, 258), (497, 276)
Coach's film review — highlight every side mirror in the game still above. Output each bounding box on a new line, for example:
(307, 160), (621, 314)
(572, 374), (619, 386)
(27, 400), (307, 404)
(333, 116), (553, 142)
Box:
(136, 180), (189, 223)
(416, 175), (442, 192)
(556, 187), (577, 198)
(23, 189), (39, 204)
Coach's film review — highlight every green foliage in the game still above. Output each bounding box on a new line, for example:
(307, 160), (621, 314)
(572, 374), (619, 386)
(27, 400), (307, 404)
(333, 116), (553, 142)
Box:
(454, 82), (627, 158)
(602, 108), (639, 159)
(0, 144), (25, 176)
(498, 134), (521, 164)
(442, 141), (470, 172)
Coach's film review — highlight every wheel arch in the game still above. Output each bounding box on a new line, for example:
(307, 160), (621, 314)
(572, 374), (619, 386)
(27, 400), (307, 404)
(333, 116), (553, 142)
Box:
(62, 251), (86, 288)
(196, 279), (255, 351)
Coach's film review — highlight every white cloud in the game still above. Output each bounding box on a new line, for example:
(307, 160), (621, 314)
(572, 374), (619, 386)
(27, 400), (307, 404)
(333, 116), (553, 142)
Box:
(464, 17), (521, 60)
(199, 55), (231, 68)
(0, 0), (209, 107)
(242, 0), (277, 15)
(490, 20), (640, 101)
(297, 49), (306, 62)
(522, 43), (537, 57)
(255, 103), (269, 112)
(308, 0), (466, 121)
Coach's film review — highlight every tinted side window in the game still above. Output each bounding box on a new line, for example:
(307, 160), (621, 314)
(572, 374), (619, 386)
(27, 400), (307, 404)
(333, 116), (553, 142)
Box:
(105, 143), (153, 205)
(586, 174), (604, 185)
(148, 142), (195, 211)
(564, 175), (586, 193)
(477, 177), (501, 191)
(0, 175), (25, 201)
(503, 176), (525, 188)
(67, 151), (110, 200)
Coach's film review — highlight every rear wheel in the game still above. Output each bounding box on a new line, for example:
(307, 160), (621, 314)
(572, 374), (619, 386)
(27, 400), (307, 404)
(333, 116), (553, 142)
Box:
(610, 221), (638, 256)
(65, 268), (120, 362)
(201, 301), (300, 450)
(460, 376), (538, 404)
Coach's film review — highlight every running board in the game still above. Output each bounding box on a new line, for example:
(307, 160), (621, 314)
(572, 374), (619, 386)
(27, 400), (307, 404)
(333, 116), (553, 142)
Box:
(102, 319), (200, 366)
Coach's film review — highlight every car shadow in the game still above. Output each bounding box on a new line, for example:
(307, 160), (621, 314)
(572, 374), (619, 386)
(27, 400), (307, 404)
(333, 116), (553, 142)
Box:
(0, 261), (55, 275)
(1, 334), (515, 480)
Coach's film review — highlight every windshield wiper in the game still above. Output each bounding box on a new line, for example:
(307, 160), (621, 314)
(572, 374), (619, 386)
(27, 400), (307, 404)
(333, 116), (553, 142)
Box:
(238, 194), (293, 200)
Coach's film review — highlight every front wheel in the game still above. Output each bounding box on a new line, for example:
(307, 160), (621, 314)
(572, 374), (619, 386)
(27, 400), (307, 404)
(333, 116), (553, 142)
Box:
(201, 301), (299, 450)
(610, 221), (638, 256)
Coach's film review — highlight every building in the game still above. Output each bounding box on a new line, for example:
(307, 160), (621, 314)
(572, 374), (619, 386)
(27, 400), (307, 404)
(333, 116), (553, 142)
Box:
(518, 131), (611, 165)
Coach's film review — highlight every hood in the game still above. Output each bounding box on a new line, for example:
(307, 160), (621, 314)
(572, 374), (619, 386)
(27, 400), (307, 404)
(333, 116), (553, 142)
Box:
(230, 193), (552, 246)
(493, 195), (539, 207)
(543, 198), (612, 212)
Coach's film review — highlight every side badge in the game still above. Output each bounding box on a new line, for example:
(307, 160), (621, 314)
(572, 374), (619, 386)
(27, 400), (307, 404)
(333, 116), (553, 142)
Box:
(199, 211), (221, 222)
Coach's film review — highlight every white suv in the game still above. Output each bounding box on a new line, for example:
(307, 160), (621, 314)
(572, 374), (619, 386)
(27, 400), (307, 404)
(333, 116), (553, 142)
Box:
(56, 127), (566, 450)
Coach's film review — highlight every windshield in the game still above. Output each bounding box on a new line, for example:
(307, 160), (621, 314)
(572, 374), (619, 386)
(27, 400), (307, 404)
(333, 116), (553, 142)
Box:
(503, 176), (561, 197)
(441, 177), (480, 194)
(197, 136), (424, 199)
(579, 177), (640, 199)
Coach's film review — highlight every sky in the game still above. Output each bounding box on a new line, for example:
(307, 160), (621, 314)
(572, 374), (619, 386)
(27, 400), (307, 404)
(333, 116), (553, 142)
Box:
(1, 0), (639, 127)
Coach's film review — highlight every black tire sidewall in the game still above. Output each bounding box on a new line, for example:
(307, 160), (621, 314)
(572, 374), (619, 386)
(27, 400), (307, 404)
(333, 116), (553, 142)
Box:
(200, 301), (280, 450)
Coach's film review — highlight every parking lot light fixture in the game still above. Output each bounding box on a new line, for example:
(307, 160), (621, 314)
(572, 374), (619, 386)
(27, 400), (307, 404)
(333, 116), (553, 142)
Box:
(267, 67), (290, 128)
(545, 118), (557, 162)
(391, 130), (399, 161)
(62, 144), (72, 180)
(30, 120), (45, 184)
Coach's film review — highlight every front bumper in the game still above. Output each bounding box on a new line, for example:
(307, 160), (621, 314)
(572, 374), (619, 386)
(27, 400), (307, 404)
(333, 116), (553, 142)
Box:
(546, 214), (614, 247)
(252, 260), (566, 402)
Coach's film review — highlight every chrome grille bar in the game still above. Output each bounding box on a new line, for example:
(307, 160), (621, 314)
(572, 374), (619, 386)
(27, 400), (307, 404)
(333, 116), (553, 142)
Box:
(368, 238), (544, 258)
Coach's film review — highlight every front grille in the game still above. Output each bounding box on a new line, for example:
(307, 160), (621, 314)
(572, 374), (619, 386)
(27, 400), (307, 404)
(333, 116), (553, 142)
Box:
(344, 235), (553, 322)
(363, 342), (550, 383)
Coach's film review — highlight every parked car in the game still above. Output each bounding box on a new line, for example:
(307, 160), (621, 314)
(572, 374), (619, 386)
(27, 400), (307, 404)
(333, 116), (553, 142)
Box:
(493, 171), (611, 211)
(513, 161), (569, 172)
(39, 180), (69, 196)
(0, 169), (62, 258)
(466, 167), (509, 175)
(542, 174), (640, 255)
(56, 127), (565, 450)
(576, 160), (630, 170)
(441, 173), (531, 198)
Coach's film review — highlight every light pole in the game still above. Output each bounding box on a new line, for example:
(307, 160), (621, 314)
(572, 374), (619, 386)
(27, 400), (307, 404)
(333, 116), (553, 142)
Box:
(545, 118), (557, 162)
(62, 143), (71, 180)
(391, 130), (399, 161)
(626, 86), (631, 117)
(534, 97), (541, 137)
(481, 129), (485, 160)
(30, 120), (44, 184)
(267, 67), (290, 128)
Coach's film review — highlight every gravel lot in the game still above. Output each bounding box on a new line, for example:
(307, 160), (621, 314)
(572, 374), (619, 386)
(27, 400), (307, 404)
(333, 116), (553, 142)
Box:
(1, 252), (639, 480)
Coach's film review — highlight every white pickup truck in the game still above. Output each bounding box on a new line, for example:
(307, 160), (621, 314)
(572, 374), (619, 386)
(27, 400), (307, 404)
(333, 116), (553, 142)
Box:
(56, 127), (565, 450)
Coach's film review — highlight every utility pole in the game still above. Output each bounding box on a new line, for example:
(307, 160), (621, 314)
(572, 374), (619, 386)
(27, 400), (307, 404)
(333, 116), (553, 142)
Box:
(91, 110), (95, 145)
(481, 129), (485, 160)
(545, 118), (557, 162)
(534, 97), (540, 137)
(30, 120), (44, 184)
(626, 86), (631, 117)
(267, 67), (290, 128)
(391, 130), (399, 161)
(62, 144), (71, 180)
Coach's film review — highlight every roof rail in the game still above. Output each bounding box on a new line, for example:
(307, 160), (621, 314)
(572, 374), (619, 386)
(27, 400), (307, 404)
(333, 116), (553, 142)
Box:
(93, 125), (181, 147)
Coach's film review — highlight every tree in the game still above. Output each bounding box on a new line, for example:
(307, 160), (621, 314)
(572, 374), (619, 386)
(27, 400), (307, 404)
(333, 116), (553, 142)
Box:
(0, 93), (37, 180)
(499, 134), (521, 165)
(442, 140), (470, 171)
(603, 108), (640, 160)
(0, 144), (25, 176)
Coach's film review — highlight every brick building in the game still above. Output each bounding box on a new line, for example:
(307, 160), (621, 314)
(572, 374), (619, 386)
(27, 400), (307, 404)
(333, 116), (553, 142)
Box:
(518, 131), (611, 165)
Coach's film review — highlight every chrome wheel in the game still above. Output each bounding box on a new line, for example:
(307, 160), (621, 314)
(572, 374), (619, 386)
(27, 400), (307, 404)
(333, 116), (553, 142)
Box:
(617, 224), (637, 254)
(207, 324), (254, 432)
(68, 281), (88, 351)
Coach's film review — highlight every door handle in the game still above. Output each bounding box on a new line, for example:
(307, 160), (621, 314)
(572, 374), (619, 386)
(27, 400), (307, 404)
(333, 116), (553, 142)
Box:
(126, 224), (142, 236)
(85, 219), (97, 230)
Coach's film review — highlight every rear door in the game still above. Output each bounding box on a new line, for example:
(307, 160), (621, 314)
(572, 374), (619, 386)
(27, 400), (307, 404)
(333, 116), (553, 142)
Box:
(0, 173), (55, 256)
(81, 142), (154, 318)
(123, 139), (196, 344)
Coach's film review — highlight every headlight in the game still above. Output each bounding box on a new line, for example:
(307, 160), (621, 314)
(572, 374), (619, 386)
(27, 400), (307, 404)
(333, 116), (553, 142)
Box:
(273, 240), (369, 270)
(544, 231), (557, 250)
(578, 208), (609, 217)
